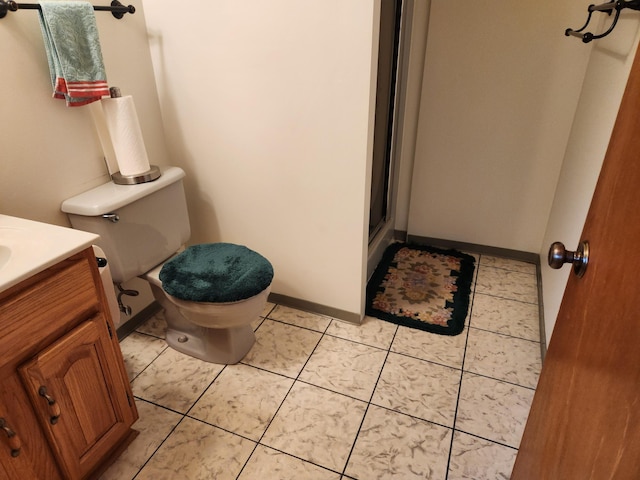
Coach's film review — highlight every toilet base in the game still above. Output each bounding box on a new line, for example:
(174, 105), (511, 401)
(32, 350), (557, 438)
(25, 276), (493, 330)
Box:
(147, 282), (257, 364)
(166, 323), (255, 365)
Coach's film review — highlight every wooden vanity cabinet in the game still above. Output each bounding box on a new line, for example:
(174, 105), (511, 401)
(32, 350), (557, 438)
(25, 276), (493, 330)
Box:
(0, 373), (62, 479)
(0, 248), (138, 479)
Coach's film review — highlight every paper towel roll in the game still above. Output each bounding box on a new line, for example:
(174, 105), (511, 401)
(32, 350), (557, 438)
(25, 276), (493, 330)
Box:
(101, 95), (151, 176)
(89, 101), (119, 176)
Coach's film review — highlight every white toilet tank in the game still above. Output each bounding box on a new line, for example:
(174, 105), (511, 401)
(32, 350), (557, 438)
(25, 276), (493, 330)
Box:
(62, 166), (191, 284)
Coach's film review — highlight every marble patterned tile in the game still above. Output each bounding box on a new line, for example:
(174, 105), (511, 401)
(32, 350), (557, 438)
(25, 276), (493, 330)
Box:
(262, 301), (276, 317)
(242, 319), (322, 378)
(456, 373), (535, 448)
(448, 431), (517, 480)
(371, 352), (460, 427)
(299, 335), (387, 401)
(475, 266), (538, 304)
(465, 328), (541, 388)
(99, 400), (182, 480)
(479, 255), (537, 275)
(131, 347), (224, 413)
(267, 305), (332, 332)
(118, 332), (167, 381)
(136, 417), (256, 480)
(261, 382), (367, 472)
(189, 363), (294, 441)
(345, 405), (451, 480)
(251, 315), (264, 331)
(325, 315), (397, 350)
(136, 310), (168, 339)
(238, 445), (340, 480)
(471, 293), (540, 341)
(391, 325), (467, 369)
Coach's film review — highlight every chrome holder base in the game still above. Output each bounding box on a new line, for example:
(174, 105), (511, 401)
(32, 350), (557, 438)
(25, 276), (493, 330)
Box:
(111, 165), (161, 185)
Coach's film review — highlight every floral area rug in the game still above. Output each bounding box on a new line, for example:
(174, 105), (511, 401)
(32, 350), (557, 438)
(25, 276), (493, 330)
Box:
(366, 243), (476, 336)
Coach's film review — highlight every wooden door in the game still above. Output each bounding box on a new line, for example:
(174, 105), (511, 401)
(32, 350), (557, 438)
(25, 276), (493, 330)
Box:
(511, 44), (640, 478)
(19, 316), (136, 480)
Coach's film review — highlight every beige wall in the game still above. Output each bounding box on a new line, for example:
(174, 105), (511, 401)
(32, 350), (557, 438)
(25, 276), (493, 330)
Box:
(405, 0), (592, 253)
(0, 1), (168, 224)
(540, 13), (640, 345)
(1, 0), (380, 323)
(398, 1), (640, 346)
(4, 0), (637, 336)
(0, 1), (166, 321)
(142, 0), (380, 319)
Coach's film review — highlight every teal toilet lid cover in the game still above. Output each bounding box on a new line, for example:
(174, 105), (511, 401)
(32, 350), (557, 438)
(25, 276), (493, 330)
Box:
(159, 243), (274, 303)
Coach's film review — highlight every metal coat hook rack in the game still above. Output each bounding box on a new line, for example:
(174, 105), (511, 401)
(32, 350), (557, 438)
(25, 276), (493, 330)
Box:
(566, 0), (640, 43)
(0, 0), (135, 20)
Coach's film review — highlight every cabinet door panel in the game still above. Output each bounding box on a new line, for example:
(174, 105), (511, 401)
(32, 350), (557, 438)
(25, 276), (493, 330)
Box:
(19, 316), (136, 479)
(0, 374), (62, 480)
(0, 258), (99, 372)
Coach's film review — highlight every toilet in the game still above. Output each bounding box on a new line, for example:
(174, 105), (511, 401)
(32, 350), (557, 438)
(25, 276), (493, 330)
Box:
(61, 166), (273, 364)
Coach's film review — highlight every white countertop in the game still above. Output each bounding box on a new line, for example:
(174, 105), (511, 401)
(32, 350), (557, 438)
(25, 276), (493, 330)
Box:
(0, 215), (99, 293)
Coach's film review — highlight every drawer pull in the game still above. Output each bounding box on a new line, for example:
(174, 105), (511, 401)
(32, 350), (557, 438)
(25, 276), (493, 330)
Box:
(0, 417), (22, 457)
(38, 386), (61, 425)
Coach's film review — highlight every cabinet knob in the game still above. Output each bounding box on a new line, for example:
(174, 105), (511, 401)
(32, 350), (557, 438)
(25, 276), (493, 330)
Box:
(0, 417), (22, 457)
(38, 386), (61, 425)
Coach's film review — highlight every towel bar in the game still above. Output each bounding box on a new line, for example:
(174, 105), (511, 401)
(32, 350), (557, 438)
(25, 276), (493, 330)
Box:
(0, 0), (135, 20)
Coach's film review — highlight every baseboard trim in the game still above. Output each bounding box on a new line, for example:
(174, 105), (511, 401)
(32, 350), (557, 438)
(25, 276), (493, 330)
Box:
(268, 292), (361, 325)
(394, 229), (408, 241)
(406, 235), (540, 265)
(535, 264), (548, 362)
(116, 301), (162, 341)
(118, 241), (548, 360)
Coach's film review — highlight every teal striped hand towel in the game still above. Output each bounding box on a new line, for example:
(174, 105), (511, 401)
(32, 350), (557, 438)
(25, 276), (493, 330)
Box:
(38, 1), (109, 106)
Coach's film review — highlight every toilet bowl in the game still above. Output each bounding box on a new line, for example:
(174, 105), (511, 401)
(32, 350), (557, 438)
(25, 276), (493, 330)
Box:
(61, 166), (273, 365)
(143, 262), (270, 364)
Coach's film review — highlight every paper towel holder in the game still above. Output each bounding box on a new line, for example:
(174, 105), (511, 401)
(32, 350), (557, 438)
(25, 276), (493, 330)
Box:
(112, 165), (161, 185)
(107, 86), (160, 185)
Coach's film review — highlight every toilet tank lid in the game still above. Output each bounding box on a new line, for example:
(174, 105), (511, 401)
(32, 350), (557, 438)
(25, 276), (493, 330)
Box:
(61, 166), (186, 216)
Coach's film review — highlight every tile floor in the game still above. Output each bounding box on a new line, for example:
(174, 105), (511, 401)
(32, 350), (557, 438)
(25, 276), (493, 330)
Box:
(101, 254), (542, 480)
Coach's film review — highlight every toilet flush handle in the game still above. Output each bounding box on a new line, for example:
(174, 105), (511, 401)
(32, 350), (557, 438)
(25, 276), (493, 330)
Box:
(102, 213), (120, 223)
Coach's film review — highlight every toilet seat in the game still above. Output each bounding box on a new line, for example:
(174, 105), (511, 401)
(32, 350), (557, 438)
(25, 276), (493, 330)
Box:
(158, 243), (274, 303)
(142, 243), (273, 332)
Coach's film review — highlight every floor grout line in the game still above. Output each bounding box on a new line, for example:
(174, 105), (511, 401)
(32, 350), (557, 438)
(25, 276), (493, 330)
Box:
(115, 256), (542, 480)
(340, 324), (400, 477)
(444, 255), (481, 479)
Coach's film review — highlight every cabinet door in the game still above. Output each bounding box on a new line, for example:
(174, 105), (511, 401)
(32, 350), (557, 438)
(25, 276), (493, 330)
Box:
(0, 373), (63, 480)
(19, 315), (137, 480)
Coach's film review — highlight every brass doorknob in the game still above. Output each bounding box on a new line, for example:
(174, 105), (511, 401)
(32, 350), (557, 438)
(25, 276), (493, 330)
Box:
(548, 241), (589, 277)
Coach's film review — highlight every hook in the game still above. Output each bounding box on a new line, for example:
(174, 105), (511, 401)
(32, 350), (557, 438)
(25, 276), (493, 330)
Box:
(566, 0), (640, 43)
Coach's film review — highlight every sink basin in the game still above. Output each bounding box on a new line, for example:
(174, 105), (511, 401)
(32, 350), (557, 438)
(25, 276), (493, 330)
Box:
(0, 245), (10, 270)
(0, 225), (44, 271)
(0, 226), (25, 272)
(0, 215), (99, 293)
